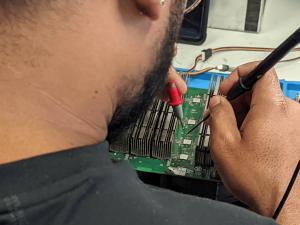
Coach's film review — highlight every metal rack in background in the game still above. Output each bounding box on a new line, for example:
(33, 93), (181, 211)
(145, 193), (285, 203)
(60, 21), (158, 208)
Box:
(195, 75), (222, 168)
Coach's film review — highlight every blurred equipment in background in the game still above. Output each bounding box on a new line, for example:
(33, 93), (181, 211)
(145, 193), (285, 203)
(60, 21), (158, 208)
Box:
(179, 0), (210, 45)
(208, 0), (266, 32)
(179, 0), (266, 45)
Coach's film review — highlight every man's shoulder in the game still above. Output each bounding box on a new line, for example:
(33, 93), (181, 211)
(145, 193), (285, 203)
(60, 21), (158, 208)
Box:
(83, 152), (277, 225)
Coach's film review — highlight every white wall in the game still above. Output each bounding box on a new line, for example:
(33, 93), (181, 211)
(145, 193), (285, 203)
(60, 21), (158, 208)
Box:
(174, 0), (300, 81)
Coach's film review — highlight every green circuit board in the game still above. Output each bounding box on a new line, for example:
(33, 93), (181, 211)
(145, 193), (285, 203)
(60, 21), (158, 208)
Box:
(110, 87), (219, 181)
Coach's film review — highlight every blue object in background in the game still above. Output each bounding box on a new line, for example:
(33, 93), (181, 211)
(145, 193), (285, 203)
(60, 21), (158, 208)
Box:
(176, 69), (300, 101)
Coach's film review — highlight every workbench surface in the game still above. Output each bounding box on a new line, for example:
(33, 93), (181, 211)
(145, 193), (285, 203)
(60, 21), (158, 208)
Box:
(175, 0), (300, 81)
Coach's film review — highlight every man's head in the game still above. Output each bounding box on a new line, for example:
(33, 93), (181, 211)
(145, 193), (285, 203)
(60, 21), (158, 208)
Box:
(108, 1), (184, 141)
(0, 0), (185, 149)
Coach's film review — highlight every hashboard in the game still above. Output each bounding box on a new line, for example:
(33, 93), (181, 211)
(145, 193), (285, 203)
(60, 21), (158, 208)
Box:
(110, 70), (300, 182)
(110, 87), (218, 181)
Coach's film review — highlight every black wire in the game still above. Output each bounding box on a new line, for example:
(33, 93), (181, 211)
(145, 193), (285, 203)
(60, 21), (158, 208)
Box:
(273, 160), (300, 220)
(186, 114), (210, 135)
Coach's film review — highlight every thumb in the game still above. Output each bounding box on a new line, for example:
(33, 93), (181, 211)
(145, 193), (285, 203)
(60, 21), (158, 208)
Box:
(208, 96), (241, 158)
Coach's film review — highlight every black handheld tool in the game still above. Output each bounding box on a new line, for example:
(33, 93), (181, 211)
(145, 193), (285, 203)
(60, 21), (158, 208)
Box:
(187, 27), (300, 135)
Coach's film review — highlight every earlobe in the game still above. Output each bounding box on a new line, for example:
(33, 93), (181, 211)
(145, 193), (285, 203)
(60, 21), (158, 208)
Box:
(135, 0), (162, 20)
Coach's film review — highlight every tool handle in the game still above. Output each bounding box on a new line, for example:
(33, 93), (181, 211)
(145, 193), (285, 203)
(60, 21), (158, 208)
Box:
(227, 77), (250, 101)
(227, 27), (300, 101)
(167, 80), (183, 107)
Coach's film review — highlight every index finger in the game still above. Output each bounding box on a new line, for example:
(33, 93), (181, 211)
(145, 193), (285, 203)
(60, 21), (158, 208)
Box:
(168, 67), (187, 95)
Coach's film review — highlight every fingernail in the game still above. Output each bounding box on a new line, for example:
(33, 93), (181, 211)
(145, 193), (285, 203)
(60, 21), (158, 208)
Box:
(209, 96), (221, 109)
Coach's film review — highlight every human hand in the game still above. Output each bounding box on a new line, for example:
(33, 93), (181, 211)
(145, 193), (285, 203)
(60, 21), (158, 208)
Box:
(207, 62), (300, 223)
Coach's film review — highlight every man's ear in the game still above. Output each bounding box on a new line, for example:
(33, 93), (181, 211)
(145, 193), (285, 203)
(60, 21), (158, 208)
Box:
(135, 0), (162, 20)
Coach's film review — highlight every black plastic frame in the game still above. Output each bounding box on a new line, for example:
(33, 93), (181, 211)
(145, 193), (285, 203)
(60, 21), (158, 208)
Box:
(179, 0), (210, 45)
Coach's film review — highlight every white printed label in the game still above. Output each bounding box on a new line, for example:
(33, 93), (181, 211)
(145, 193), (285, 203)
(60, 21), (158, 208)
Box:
(192, 98), (201, 103)
(179, 154), (189, 160)
(183, 139), (192, 145)
(187, 119), (196, 125)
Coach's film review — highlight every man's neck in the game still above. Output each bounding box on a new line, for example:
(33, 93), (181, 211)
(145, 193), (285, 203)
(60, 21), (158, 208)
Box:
(0, 79), (110, 165)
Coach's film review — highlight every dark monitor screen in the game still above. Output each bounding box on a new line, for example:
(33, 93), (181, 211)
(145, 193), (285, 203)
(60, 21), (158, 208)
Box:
(179, 0), (210, 45)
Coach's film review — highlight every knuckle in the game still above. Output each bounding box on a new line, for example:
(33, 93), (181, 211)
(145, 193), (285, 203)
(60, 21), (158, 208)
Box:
(276, 97), (288, 114)
(209, 105), (223, 120)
